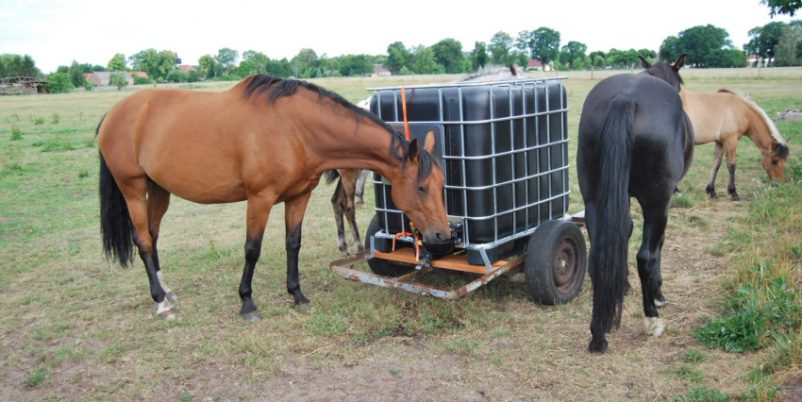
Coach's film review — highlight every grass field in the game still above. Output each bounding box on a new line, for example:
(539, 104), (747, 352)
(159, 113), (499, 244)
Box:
(1, 68), (801, 401)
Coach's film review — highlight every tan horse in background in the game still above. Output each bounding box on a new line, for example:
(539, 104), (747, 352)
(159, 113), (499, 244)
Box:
(682, 88), (789, 200)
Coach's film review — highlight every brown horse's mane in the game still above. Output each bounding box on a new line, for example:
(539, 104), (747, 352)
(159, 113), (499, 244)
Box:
(242, 74), (437, 182)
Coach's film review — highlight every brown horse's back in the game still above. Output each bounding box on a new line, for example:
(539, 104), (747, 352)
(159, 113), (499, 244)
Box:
(98, 87), (293, 204)
(682, 90), (750, 145)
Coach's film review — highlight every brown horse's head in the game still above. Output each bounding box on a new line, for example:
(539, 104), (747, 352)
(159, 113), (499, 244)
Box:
(390, 130), (453, 256)
(763, 142), (789, 182)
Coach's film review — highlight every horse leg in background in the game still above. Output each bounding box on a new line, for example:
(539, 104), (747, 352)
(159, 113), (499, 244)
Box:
(355, 169), (369, 206)
(339, 169), (364, 254)
(146, 180), (177, 305)
(635, 195), (671, 337)
(120, 177), (173, 319)
(705, 142), (724, 198)
(330, 179), (350, 256)
(724, 139), (740, 201)
(285, 192), (313, 314)
(238, 196), (274, 321)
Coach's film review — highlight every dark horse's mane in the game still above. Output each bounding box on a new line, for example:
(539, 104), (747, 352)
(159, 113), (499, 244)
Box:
(641, 61), (684, 88)
(243, 74), (436, 182)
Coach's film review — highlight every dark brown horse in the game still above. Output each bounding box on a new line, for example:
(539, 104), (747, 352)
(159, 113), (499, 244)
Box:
(324, 168), (367, 256)
(98, 74), (452, 320)
(578, 55), (693, 352)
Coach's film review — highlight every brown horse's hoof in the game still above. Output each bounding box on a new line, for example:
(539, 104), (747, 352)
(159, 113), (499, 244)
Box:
(241, 310), (261, 321)
(293, 302), (312, 315)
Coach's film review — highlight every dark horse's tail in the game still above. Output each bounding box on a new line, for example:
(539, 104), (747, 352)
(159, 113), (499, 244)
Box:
(97, 118), (136, 267)
(588, 98), (635, 352)
(323, 169), (340, 184)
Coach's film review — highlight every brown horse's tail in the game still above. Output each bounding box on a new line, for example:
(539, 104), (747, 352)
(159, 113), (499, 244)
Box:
(98, 120), (136, 267)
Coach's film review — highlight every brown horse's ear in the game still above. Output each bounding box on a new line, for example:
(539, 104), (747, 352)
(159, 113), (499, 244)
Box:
(408, 138), (420, 162)
(423, 130), (436, 154)
(638, 56), (651, 69)
(673, 54), (687, 71)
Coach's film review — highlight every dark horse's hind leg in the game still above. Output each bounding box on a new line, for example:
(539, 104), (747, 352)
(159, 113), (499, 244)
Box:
(340, 170), (364, 254)
(331, 179), (350, 255)
(285, 192), (312, 314)
(705, 142), (724, 198)
(635, 195), (671, 337)
(238, 197), (274, 321)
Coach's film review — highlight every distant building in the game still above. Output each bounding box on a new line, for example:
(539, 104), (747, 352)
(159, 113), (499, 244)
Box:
(526, 58), (552, 72)
(371, 64), (391, 77)
(84, 71), (138, 87)
(178, 65), (196, 74)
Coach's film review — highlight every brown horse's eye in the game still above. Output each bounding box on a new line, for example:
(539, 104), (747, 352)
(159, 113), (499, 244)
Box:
(772, 160), (779, 165)
(417, 185), (427, 194)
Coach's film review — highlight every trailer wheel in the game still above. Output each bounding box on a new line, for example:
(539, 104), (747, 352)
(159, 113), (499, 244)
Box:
(365, 215), (414, 277)
(525, 220), (587, 305)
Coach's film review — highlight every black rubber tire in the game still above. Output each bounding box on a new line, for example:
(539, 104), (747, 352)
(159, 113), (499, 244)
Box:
(525, 220), (587, 305)
(365, 215), (415, 277)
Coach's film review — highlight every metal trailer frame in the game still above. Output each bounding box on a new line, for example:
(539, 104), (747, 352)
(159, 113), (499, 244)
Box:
(330, 77), (581, 299)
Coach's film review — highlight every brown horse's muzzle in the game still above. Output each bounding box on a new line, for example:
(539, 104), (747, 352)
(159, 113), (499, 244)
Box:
(422, 229), (456, 258)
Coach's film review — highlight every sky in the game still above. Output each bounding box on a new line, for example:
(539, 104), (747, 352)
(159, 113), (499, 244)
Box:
(1, 0), (798, 73)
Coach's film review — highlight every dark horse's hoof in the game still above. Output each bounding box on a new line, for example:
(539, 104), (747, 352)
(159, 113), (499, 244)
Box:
(293, 302), (312, 315)
(588, 338), (608, 353)
(241, 310), (261, 321)
(730, 193), (740, 201)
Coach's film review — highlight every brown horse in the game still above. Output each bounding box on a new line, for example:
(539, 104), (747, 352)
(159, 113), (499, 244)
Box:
(324, 168), (367, 256)
(682, 88), (789, 200)
(97, 74), (452, 320)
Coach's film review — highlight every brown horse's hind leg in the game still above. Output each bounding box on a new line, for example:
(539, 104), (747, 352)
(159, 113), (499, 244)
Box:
(339, 169), (364, 253)
(239, 196), (274, 321)
(120, 177), (174, 319)
(147, 181), (176, 304)
(706, 142), (724, 198)
(724, 142), (740, 201)
(285, 192), (313, 314)
(331, 179), (350, 256)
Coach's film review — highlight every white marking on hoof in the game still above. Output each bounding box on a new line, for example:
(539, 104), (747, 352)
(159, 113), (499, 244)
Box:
(157, 271), (178, 303)
(643, 317), (665, 337)
(156, 299), (175, 320)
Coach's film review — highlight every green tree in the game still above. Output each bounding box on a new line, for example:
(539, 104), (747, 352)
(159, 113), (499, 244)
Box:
(67, 61), (87, 87)
(746, 22), (788, 65)
(266, 58), (292, 77)
(215, 48), (239, 75)
(291, 48), (319, 78)
(387, 41), (412, 73)
(238, 50), (269, 76)
(109, 73), (128, 90)
(46, 72), (74, 93)
(130, 49), (178, 81)
(471, 41), (489, 70)
(775, 23), (802, 65)
(660, 25), (742, 67)
(659, 36), (682, 61)
(530, 27), (561, 65)
(411, 46), (438, 74)
(0, 54), (41, 78)
(107, 53), (127, 71)
(431, 38), (464, 73)
(762, 0), (802, 16)
(489, 31), (514, 65)
(198, 54), (220, 79)
(559, 41), (587, 69)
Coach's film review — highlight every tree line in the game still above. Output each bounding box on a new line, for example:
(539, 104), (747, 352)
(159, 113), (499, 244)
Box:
(2, 18), (800, 93)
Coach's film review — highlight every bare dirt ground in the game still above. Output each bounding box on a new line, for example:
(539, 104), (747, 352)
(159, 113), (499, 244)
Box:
(135, 198), (761, 402)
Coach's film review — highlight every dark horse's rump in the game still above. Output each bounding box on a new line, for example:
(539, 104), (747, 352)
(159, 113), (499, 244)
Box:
(577, 55), (692, 352)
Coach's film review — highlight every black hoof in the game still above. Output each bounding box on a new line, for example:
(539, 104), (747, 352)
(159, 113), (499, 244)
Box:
(241, 310), (261, 321)
(293, 302), (312, 315)
(730, 193), (740, 201)
(588, 337), (608, 353)
(240, 298), (259, 320)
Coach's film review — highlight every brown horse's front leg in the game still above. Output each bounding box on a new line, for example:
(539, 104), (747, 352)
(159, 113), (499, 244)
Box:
(239, 197), (273, 321)
(285, 192), (312, 314)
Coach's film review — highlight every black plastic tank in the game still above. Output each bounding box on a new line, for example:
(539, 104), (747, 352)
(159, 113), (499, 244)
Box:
(369, 78), (569, 264)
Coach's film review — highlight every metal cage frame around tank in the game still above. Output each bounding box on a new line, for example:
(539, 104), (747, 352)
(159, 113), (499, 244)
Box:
(369, 77), (570, 266)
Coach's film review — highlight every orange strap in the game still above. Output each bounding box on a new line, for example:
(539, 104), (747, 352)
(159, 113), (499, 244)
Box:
(400, 86), (411, 141)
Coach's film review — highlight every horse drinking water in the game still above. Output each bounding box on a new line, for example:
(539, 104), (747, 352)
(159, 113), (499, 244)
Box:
(577, 55), (693, 352)
(682, 88), (789, 200)
(98, 74), (453, 320)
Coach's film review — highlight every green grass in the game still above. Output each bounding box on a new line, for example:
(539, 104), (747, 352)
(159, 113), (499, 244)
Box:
(0, 69), (801, 400)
